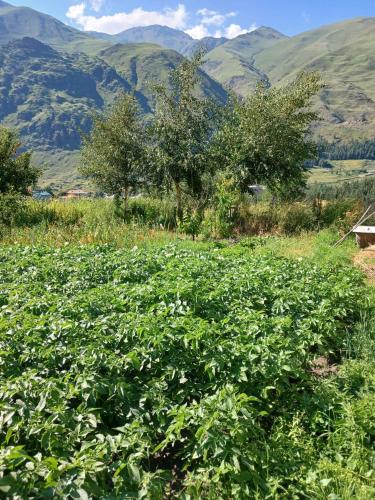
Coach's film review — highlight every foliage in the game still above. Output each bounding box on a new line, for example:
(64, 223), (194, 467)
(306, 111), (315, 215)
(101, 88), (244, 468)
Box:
(0, 193), (24, 229)
(149, 52), (219, 219)
(277, 203), (317, 235)
(80, 93), (146, 210)
(0, 243), (369, 498)
(236, 198), (361, 236)
(318, 138), (375, 160)
(0, 198), (179, 246)
(0, 127), (39, 195)
(0, 197), (364, 245)
(308, 176), (375, 206)
(213, 72), (323, 197)
(202, 175), (241, 238)
(178, 208), (203, 240)
(126, 197), (177, 229)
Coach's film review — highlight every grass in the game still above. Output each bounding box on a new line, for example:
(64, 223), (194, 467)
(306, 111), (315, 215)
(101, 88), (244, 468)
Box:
(308, 160), (375, 185)
(0, 199), (178, 247)
(247, 229), (358, 264)
(0, 196), (364, 250)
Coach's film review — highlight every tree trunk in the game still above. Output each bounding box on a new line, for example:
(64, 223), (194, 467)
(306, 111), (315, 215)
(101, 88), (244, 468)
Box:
(174, 180), (183, 223)
(123, 186), (130, 220)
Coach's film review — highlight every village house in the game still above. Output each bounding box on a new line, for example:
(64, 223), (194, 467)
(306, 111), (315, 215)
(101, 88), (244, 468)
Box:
(64, 189), (91, 199)
(32, 190), (53, 201)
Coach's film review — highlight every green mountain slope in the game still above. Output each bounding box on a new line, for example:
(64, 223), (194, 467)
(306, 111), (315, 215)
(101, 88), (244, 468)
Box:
(0, 37), (133, 151)
(182, 36), (228, 57)
(0, 37), (135, 188)
(253, 17), (375, 140)
(0, 36), (227, 189)
(0, 0), (109, 55)
(203, 27), (287, 95)
(99, 43), (228, 111)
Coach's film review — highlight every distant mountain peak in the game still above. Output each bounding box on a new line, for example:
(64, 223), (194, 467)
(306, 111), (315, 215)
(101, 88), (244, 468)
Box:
(244, 26), (287, 39)
(118, 24), (192, 36)
(112, 24), (193, 53)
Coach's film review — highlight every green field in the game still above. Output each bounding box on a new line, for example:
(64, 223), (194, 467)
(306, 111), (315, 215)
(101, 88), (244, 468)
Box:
(0, 196), (374, 497)
(0, 224), (375, 497)
(308, 159), (375, 185)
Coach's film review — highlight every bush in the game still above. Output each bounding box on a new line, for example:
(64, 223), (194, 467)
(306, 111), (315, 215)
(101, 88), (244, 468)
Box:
(319, 199), (363, 231)
(0, 192), (24, 228)
(237, 203), (278, 235)
(127, 197), (176, 229)
(278, 203), (316, 234)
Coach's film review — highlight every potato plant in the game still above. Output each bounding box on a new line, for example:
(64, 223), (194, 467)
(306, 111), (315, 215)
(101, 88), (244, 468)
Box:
(0, 245), (367, 497)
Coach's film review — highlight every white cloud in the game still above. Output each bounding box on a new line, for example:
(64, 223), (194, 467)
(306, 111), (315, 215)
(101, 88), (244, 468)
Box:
(66, 3), (257, 40)
(185, 24), (210, 39)
(89, 0), (104, 13)
(66, 3), (85, 20)
(192, 8), (256, 39)
(214, 23), (258, 39)
(66, 3), (187, 34)
(196, 8), (236, 26)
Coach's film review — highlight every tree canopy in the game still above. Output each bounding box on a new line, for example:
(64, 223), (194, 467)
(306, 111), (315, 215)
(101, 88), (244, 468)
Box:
(150, 52), (219, 218)
(79, 59), (323, 215)
(0, 127), (39, 194)
(214, 72), (323, 198)
(80, 93), (145, 208)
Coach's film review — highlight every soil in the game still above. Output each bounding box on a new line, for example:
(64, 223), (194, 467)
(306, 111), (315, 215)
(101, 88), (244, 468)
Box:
(309, 356), (339, 377)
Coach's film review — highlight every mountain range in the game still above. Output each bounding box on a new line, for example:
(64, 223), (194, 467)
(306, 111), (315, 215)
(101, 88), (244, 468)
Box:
(0, 0), (374, 188)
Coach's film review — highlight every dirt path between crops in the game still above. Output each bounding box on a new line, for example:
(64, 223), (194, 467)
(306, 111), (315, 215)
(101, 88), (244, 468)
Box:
(353, 245), (375, 283)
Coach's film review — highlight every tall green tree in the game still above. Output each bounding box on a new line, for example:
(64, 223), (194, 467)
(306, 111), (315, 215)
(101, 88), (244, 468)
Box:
(80, 93), (145, 212)
(214, 72), (323, 198)
(0, 127), (38, 194)
(150, 52), (218, 220)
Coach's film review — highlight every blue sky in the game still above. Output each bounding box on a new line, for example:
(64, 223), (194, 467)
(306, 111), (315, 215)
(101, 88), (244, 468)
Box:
(10, 0), (375, 38)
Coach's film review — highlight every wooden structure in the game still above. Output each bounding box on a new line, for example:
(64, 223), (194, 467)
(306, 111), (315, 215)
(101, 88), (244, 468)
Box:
(353, 226), (375, 249)
(334, 205), (375, 248)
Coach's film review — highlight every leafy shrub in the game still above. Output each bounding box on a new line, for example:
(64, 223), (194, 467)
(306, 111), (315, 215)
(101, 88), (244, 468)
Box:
(213, 176), (240, 238)
(0, 244), (367, 498)
(127, 197), (176, 229)
(237, 202), (278, 235)
(319, 199), (364, 231)
(0, 192), (24, 228)
(178, 208), (203, 239)
(278, 203), (316, 234)
(201, 177), (240, 239)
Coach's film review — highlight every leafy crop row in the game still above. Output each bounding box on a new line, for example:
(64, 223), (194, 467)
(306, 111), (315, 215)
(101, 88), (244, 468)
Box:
(0, 245), (367, 497)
